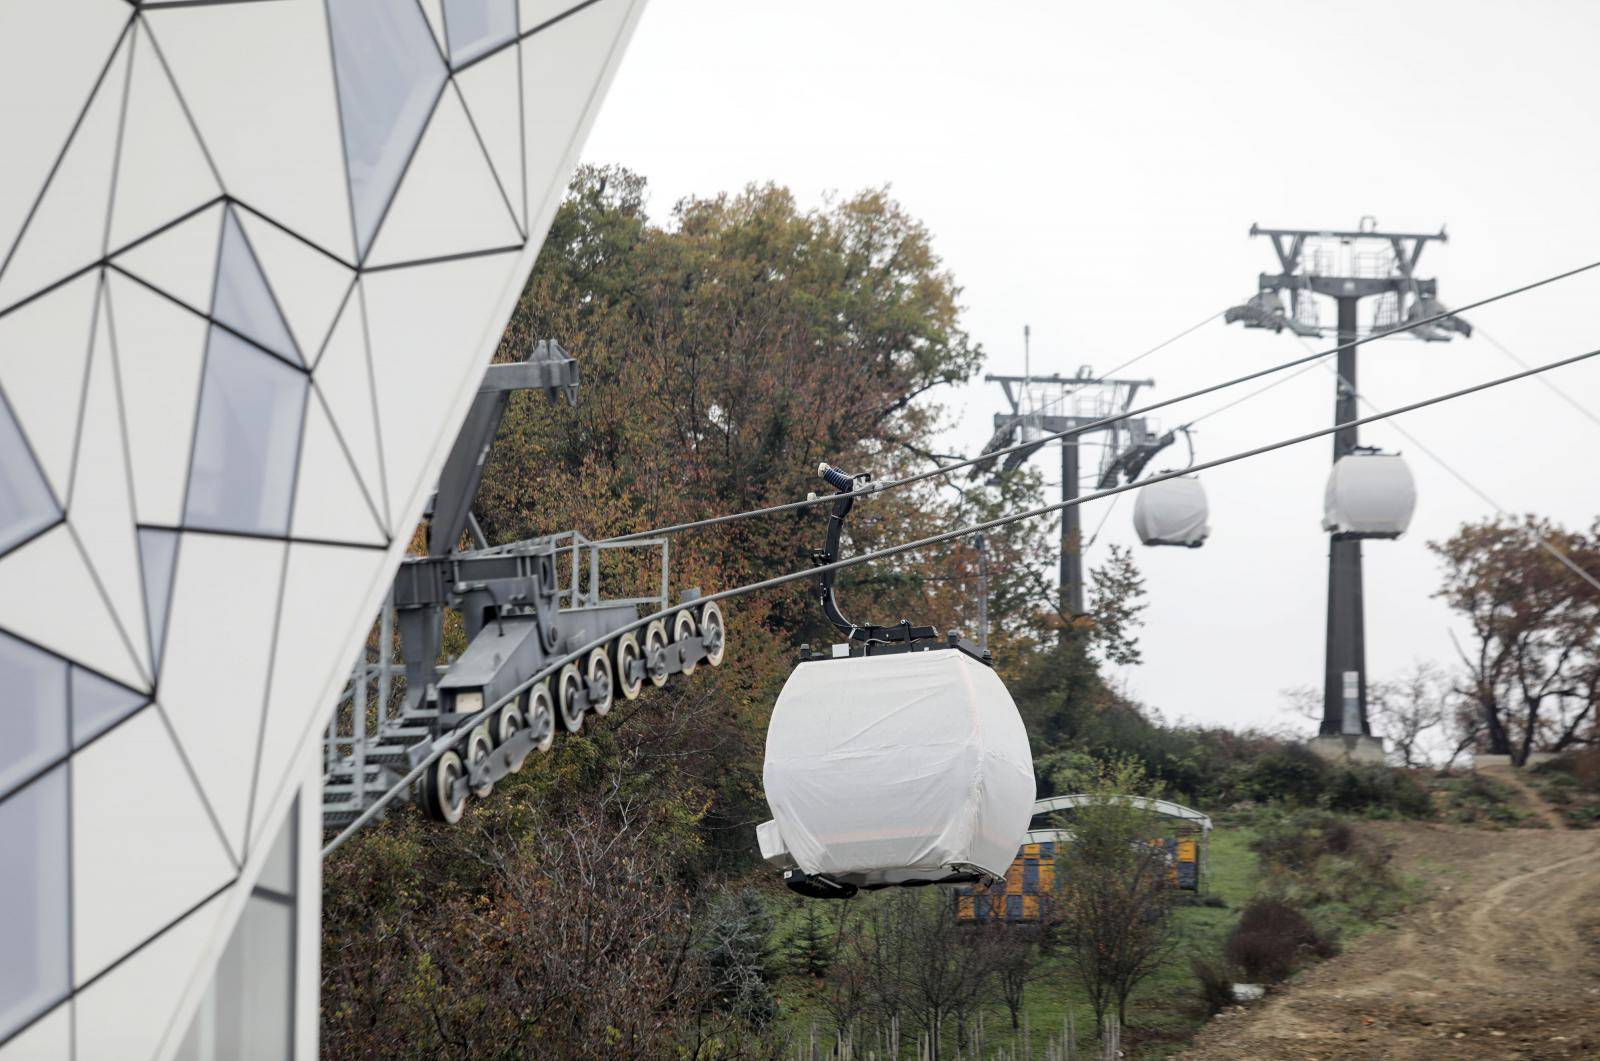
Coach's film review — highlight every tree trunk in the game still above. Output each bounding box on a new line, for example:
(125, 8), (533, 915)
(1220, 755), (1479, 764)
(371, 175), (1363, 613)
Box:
(1482, 695), (1511, 755)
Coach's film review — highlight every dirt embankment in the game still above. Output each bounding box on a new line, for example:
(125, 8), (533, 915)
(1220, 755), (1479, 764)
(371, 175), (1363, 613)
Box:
(1185, 820), (1600, 1059)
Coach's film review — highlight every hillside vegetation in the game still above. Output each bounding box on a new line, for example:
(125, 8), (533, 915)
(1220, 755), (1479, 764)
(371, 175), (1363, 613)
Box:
(321, 171), (1594, 1059)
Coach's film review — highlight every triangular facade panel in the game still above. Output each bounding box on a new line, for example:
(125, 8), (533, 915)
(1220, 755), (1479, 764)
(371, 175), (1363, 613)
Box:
(418, 0), (449, 55)
(0, 523), (147, 692)
(236, 209), (356, 364)
(326, 0), (448, 259)
(248, 541), (388, 852)
(311, 298), (388, 524)
(289, 394), (388, 547)
(455, 46), (528, 233)
(111, 201), (225, 314)
(0, 1), (128, 277)
(71, 664), (149, 748)
(212, 208), (301, 367)
(0, 269), (97, 501)
(0, 35), (128, 314)
(521, 0), (634, 229)
(71, 707), (236, 983)
(364, 81), (524, 267)
(444, 0), (518, 67)
(106, 22), (223, 252)
(360, 252), (525, 527)
(0, 766), (69, 1046)
(73, 890), (230, 1060)
(182, 326), (308, 537)
(156, 532), (287, 858)
(67, 287), (152, 681)
(144, 1), (356, 262)
(103, 271), (209, 526)
(0, 631), (69, 799)
(136, 527), (179, 673)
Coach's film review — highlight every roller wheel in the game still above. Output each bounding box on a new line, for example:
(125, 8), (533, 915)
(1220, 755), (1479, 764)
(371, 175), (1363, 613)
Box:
(612, 632), (644, 701)
(643, 619), (670, 688)
(495, 702), (527, 773)
(586, 647), (614, 717)
(556, 662), (586, 733)
(672, 609), (699, 677)
(420, 748), (466, 824)
(466, 724), (494, 799)
(524, 681), (556, 754)
(698, 601), (726, 668)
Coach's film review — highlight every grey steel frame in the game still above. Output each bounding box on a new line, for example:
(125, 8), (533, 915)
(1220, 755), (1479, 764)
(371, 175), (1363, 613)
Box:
(321, 530), (675, 825)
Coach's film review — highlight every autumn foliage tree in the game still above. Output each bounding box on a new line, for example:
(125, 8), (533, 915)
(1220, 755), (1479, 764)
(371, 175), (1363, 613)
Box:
(1053, 760), (1176, 1034)
(1432, 516), (1600, 764)
(323, 168), (1058, 1056)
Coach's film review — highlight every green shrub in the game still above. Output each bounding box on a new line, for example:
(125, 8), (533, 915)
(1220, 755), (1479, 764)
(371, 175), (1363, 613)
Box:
(1249, 812), (1403, 918)
(1225, 744), (1329, 805)
(1322, 763), (1432, 817)
(1533, 747), (1600, 792)
(1433, 773), (1524, 825)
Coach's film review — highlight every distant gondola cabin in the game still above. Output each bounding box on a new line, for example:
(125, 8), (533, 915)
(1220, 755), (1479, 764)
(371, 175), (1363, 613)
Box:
(1322, 449), (1416, 539)
(1132, 475), (1210, 548)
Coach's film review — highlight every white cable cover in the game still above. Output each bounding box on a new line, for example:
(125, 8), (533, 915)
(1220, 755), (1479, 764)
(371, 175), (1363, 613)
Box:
(1323, 452), (1416, 537)
(1132, 475), (1210, 547)
(761, 649), (1035, 885)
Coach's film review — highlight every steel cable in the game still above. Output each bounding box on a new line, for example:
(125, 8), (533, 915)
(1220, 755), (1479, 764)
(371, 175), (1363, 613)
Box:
(596, 258), (1600, 545)
(323, 338), (1600, 856)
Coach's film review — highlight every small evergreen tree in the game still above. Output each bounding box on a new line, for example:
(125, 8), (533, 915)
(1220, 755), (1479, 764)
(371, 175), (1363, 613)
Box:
(786, 902), (834, 978)
(699, 888), (779, 1025)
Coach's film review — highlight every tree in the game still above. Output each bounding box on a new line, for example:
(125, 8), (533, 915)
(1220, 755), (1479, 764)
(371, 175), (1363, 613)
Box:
(1432, 517), (1600, 764)
(981, 921), (1040, 1030)
(1283, 660), (1461, 767)
(1088, 544), (1148, 667)
(1054, 759), (1176, 1034)
(471, 166), (1020, 871)
(698, 888), (779, 1026)
(785, 902), (833, 979)
(1368, 660), (1456, 768)
(817, 904), (873, 1042)
(834, 891), (999, 1060)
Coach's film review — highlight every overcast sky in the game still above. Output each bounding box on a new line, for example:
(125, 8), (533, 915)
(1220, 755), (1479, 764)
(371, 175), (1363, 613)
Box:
(580, 0), (1600, 735)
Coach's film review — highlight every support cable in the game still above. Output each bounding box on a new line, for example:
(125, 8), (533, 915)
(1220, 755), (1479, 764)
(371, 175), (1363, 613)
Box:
(1476, 325), (1600, 433)
(324, 339), (1600, 857)
(596, 258), (1600, 545)
(1179, 357), (1326, 428)
(1083, 492), (1124, 551)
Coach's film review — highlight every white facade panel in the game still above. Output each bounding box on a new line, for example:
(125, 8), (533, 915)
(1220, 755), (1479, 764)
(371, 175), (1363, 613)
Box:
(0, 0), (649, 1054)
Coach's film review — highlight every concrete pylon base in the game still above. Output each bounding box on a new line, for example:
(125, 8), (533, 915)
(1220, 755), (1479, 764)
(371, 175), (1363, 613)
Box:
(1309, 734), (1387, 765)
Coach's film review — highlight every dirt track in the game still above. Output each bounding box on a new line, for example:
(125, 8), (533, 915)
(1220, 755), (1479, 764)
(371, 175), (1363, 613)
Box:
(1185, 820), (1600, 1059)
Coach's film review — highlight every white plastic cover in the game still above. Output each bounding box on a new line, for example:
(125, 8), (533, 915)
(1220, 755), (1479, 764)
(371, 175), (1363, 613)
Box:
(1323, 452), (1416, 537)
(761, 649), (1035, 885)
(1132, 475), (1210, 547)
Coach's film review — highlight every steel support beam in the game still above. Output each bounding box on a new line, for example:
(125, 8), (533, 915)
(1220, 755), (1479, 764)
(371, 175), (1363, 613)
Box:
(1323, 296), (1369, 736)
(1061, 438), (1083, 618)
